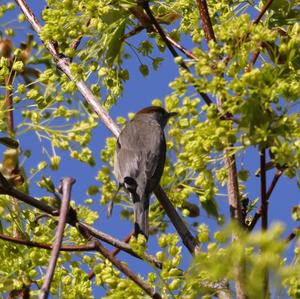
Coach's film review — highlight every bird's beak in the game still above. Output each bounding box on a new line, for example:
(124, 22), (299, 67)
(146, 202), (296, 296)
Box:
(168, 112), (178, 118)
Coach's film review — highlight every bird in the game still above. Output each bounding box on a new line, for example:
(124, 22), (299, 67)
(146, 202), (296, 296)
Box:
(114, 106), (176, 238)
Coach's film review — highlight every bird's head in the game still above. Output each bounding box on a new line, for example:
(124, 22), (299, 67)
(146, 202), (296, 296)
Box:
(135, 106), (177, 128)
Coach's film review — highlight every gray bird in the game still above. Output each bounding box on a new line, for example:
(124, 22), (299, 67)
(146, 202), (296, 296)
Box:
(114, 106), (176, 238)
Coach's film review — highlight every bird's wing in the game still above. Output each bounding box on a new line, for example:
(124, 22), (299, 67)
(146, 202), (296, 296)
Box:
(114, 119), (166, 194)
(114, 121), (143, 182)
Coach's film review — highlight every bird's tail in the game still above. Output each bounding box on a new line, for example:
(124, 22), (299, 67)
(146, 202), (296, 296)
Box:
(132, 193), (149, 239)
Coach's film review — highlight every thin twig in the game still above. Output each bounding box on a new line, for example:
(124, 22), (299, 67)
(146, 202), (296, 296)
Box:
(253, 0), (274, 24)
(88, 232), (135, 280)
(137, 0), (181, 62)
(0, 232), (96, 251)
(245, 49), (261, 72)
(123, 25), (197, 60)
(78, 222), (162, 268)
(286, 226), (300, 242)
(222, 0), (274, 71)
(260, 149), (268, 231)
(94, 241), (162, 299)
(15, 0), (200, 258)
(248, 170), (282, 231)
(71, 19), (91, 50)
(111, 231), (133, 256)
(266, 170), (282, 200)
(39, 177), (75, 299)
(165, 34), (197, 60)
(195, 0), (216, 42)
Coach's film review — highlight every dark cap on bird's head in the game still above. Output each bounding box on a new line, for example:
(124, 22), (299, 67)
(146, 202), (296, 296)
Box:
(137, 105), (176, 118)
(135, 106), (177, 129)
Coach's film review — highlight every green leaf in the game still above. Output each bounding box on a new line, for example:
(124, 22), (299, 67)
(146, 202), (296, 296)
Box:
(105, 19), (126, 65)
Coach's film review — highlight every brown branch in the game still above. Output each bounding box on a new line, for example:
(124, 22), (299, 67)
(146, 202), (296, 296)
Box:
(248, 170), (282, 231)
(253, 0), (274, 24)
(78, 222), (162, 268)
(260, 149), (268, 231)
(195, 0), (216, 42)
(39, 177), (75, 299)
(154, 186), (199, 254)
(165, 34), (197, 60)
(0, 171), (58, 215)
(137, 0), (181, 61)
(15, 0), (200, 258)
(0, 232), (96, 251)
(88, 232), (134, 281)
(286, 225), (300, 242)
(266, 170), (282, 199)
(123, 26), (197, 60)
(245, 49), (261, 72)
(195, 0), (243, 228)
(71, 19), (91, 51)
(94, 241), (162, 299)
(224, 151), (243, 223)
(111, 231), (133, 257)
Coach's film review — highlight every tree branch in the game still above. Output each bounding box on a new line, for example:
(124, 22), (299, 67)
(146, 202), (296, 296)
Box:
(0, 232), (96, 251)
(88, 232), (134, 281)
(248, 170), (282, 231)
(253, 0), (274, 24)
(39, 177), (75, 299)
(245, 49), (261, 72)
(224, 152), (243, 223)
(195, 0), (216, 42)
(154, 186), (199, 254)
(286, 225), (300, 242)
(260, 149), (268, 231)
(93, 241), (162, 299)
(78, 222), (162, 268)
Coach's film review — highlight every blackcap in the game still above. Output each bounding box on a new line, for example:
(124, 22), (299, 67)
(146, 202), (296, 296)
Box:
(114, 106), (176, 238)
